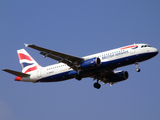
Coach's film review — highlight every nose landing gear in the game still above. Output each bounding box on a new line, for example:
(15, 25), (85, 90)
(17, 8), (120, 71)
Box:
(135, 62), (141, 72)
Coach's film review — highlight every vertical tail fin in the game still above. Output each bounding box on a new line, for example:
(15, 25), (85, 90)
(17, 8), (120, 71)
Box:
(17, 49), (42, 73)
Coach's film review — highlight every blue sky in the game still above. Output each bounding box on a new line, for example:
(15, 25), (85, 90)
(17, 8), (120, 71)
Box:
(1, 1), (160, 120)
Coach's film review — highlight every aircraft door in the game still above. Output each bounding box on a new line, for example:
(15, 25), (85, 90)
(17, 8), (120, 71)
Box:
(130, 49), (135, 54)
(37, 68), (42, 78)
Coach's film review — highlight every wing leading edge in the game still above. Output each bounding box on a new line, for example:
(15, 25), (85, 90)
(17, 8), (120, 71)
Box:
(25, 44), (84, 71)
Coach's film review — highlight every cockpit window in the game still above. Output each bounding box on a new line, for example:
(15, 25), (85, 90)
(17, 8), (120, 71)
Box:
(141, 45), (151, 48)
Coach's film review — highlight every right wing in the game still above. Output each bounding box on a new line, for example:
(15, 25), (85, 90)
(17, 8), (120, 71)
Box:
(25, 44), (84, 71)
(2, 69), (30, 77)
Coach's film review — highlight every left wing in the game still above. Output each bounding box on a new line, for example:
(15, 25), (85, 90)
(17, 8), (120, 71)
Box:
(25, 44), (84, 71)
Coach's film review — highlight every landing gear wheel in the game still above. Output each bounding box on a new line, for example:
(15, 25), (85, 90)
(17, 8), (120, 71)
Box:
(136, 68), (141, 72)
(93, 83), (101, 89)
(135, 62), (141, 72)
(75, 75), (82, 81)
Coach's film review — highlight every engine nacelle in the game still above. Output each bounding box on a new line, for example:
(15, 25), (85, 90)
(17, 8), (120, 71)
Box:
(108, 71), (129, 82)
(79, 57), (101, 69)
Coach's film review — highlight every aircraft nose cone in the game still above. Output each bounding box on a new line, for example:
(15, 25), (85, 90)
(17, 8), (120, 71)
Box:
(152, 48), (159, 57)
(154, 48), (159, 55)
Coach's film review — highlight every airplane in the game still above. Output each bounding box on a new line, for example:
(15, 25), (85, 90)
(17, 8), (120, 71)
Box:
(2, 43), (158, 89)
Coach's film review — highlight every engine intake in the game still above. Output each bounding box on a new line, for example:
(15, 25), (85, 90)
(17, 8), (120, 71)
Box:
(109, 71), (129, 82)
(79, 57), (101, 69)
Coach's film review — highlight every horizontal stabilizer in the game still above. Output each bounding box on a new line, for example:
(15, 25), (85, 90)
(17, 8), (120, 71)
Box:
(2, 69), (30, 77)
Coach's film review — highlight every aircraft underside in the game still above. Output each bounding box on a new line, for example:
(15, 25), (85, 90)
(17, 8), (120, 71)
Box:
(37, 52), (156, 82)
(2, 43), (158, 89)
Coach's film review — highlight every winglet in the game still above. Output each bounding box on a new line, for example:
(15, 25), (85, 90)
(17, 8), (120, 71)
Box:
(24, 43), (29, 48)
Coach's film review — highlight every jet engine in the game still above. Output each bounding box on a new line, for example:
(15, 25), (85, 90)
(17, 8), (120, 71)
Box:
(108, 71), (129, 82)
(78, 57), (101, 69)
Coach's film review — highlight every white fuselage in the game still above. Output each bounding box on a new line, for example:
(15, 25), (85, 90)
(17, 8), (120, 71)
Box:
(21, 43), (158, 82)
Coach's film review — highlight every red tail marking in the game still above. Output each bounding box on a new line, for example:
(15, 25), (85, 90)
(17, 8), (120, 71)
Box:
(24, 66), (38, 73)
(18, 53), (32, 61)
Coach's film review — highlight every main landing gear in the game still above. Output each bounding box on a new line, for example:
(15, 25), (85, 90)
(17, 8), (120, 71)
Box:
(75, 74), (82, 81)
(135, 62), (141, 72)
(93, 82), (101, 89)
